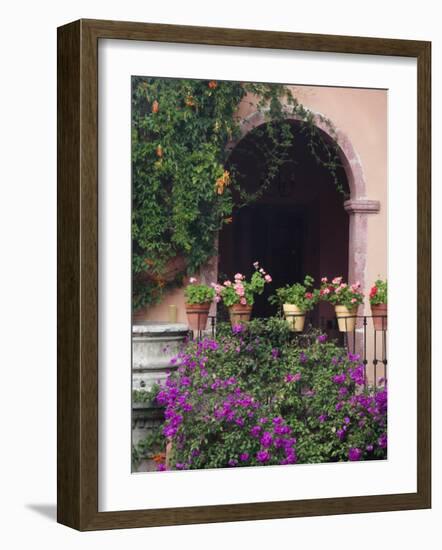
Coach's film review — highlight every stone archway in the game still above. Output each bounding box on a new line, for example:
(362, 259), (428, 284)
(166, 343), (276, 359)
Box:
(227, 108), (380, 299)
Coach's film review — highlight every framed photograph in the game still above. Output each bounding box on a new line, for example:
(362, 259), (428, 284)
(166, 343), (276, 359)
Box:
(57, 19), (431, 530)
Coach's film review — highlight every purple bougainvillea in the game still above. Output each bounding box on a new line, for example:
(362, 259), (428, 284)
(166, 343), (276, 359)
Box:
(150, 319), (387, 471)
(256, 450), (270, 463)
(348, 447), (362, 461)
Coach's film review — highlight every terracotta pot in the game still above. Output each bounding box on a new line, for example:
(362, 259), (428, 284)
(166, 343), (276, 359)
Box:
(228, 303), (253, 327)
(185, 302), (211, 331)
(371, 303), (388, 331)
(335, 305), (357, 332)
(283, 304), (306, 332)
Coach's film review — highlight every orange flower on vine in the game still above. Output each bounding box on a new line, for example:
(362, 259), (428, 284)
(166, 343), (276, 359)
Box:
(152, 452), (166, 464)
(215, 170), (231, 195)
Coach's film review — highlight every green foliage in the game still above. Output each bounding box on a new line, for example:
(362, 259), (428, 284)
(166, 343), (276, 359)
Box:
(369, 279), (388, 305)
(132, 77), (243, 309)
(131, 384), (163, 468)
(132, 384), (160, 404)
(184, 281), (215, 305)
(132, 77), (343, 309)
(269, 275), (318, 311)
(216, 316), (293, 349)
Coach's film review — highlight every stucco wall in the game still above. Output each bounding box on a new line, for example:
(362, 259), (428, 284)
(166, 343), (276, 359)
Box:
(134, 85), (387, 323)
(283, 85), (388, 315)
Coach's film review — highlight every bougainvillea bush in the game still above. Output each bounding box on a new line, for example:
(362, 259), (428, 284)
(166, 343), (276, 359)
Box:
(153, 318), (387, 470)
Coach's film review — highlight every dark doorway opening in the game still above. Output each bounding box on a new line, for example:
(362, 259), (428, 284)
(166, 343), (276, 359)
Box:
(218, 121), (350, 321)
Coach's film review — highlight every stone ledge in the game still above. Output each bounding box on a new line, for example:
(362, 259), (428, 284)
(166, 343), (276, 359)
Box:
(132, 335), (188, 344)
(132, 401), (163, 411)
(132, 362), (179, 371)
(344, 199), (381, 214)
(132, 322), (189, 336)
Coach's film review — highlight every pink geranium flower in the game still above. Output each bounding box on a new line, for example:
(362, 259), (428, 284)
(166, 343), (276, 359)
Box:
(234, 283), (245, 296)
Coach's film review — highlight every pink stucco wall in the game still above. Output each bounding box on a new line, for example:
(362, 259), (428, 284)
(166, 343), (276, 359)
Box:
(134, 85), (387, 324)
(284, 85), (388, 314)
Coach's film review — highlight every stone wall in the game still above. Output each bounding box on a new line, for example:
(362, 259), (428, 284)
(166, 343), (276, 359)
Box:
(132, 322), (189, 472)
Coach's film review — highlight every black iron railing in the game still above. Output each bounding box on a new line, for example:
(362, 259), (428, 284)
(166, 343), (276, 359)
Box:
(187, 313), (387, 386)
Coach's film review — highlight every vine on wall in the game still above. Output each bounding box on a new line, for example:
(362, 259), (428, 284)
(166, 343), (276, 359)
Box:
(132, 77), (342, 310)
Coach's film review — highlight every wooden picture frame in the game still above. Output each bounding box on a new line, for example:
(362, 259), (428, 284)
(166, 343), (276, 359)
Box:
(57, 18), (431, 531)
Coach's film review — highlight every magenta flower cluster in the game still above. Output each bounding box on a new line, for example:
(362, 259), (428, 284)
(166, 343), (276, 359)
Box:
(326, 360), (388, 460)
(249, 417), (297, 465)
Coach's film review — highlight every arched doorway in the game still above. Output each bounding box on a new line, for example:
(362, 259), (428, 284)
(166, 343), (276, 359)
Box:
(219, 120), (350, 321)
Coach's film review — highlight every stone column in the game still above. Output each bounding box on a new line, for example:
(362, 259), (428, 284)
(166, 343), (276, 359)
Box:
(344, 199), (380, 290)
(132, 322), (189, 390)
(344, 199), (380, 376)
(132, 322), (189, 472)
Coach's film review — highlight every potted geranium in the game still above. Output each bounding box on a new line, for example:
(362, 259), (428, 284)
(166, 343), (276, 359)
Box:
(320, 276), (364, 332)
(269, 275), (318, 332)
(216, 262), (272, 326)
(184, 277), (215, 331)
(369, 279), (388, 331)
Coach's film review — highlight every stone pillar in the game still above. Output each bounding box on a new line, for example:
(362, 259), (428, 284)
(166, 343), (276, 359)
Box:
(344, 199), (380, 379)
(344, 199), (380, 291)
(132, 322), (189, 390)
(132, 322), (189, 471)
